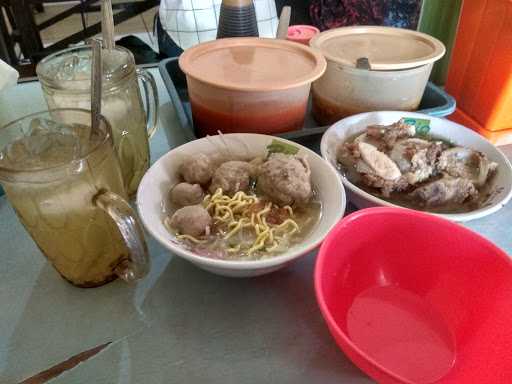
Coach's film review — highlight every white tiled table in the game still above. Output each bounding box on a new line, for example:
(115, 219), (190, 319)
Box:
(0, 68), (510, 384)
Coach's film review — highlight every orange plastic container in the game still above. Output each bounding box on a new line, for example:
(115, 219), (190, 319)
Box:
(446, 0), (512, 144)
(179, 38), (326, 135)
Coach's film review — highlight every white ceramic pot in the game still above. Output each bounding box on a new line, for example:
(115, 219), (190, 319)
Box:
(309, 26), (445, 125)
(320, 111), (512, 222)
(311, 63), (434, 125)
(138, 133), (346, 277)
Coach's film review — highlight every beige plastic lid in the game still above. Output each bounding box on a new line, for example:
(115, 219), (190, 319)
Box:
(309, 26), (445, 71)
(179, 37), (326, 92)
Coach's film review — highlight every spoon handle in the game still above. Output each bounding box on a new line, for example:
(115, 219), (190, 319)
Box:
(276, 6), (291, 40)
(101, 0), (115, 51)
(91, 39), (102, 132)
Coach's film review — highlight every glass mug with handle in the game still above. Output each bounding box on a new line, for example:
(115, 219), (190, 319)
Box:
(0, 109), (150, 287)
(36, 45), (158, 197)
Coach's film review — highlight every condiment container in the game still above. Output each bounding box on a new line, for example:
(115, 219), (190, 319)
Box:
(179, 37), (326, 135)
(216, 0), (259, 39)
(287, 25), (320, 45)
(309, 26), (445, 125)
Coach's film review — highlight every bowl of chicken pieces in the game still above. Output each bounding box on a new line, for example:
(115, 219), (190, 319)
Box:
(321, 111), (512, 222)
(137, 133), (346, 277)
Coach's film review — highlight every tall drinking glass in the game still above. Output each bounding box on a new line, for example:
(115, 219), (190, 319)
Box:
(36, 46), (158, 197)
(0, 109), (150, 287)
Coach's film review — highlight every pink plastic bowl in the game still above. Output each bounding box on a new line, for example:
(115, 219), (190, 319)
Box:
(315, 207), (512, 384)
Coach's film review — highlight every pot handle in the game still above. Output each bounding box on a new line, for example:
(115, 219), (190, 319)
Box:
(136, 68), (159, 139)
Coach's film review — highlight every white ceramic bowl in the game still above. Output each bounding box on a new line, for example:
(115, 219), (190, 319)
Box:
(320, 111), (512, 222)
(137, 133), (346, 277)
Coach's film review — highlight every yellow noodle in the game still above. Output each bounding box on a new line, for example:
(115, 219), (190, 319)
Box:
(190, 188), (301, 257)
(256, 203), (272, 226)
(177, 234), (208, 244)
(228, 221), (239, 228)
(227, 244), (241, 253)
(232, 191), (245, 201)
(267, 241), (279, 252)
(225, 218), (250, 240)
(283, 205), (293, 216)
(248, 229), (269, 255)
(275, 219), (300, 232)
(214, 205), (233, 221)
(267, 228), (274, 244)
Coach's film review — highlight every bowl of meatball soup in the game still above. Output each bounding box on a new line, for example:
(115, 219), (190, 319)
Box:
(137, 133), (346, 277)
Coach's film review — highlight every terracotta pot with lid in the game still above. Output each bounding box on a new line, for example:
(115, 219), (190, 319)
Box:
(179, 37), (326, 136)
(309, 26), (445, 125)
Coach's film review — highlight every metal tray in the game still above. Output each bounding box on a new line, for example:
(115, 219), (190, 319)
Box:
(159, 57), (456, 151)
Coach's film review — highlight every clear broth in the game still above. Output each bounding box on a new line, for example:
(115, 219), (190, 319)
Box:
(164, 188), (322, 261)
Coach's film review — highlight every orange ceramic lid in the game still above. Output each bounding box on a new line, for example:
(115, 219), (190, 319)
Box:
(309, 26), (445, 71)
(179, 37), (326, 92)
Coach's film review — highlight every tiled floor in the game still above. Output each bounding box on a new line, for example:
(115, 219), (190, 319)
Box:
(34, 3), (159, 51)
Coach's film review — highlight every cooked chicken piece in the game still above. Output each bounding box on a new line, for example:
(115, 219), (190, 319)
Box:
(339, 141), (405, 197)
(358, 142), (401, 181)
(209, 161), (253, 195)
(169, 182), (204, 207)
(354, 157), (408, 197)
(438, 147), (498, 187)
(360, 174), (409, 197)
(366, 120), (416, 148)
(410, 176), (478, 206)
(352, 132), (386, 150)
(336, 141), (358, 168)
(170, 205), (212, 237)
(389, 138), (445, 185)
(180, 153), (214, 185)
(257, 153), (312, 206)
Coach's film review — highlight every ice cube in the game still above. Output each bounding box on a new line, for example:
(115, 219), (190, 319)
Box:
(28, 117), (58, 135)
(46, 52), (92, 83)
(0, 118), (89, 170)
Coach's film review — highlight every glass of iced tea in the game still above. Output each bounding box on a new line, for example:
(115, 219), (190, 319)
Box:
(0, 109), (150, 287)
(36, 45), (158, 197)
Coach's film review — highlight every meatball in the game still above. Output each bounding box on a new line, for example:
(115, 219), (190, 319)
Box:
(209, 161), (253, 195)
(180, 153), (213, 185)
(169, 205), (211, 237)
(169, 182), (204, 207)
(257, 153), (312, 206)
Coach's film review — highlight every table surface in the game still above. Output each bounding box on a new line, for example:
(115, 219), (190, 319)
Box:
(0, 68), (510, 384)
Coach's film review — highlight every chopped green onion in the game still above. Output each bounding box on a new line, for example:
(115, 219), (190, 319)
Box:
(266, 139), (299, 156)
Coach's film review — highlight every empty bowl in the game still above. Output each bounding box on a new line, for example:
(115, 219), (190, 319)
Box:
(315, 207), (512, 384)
